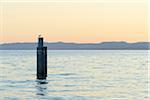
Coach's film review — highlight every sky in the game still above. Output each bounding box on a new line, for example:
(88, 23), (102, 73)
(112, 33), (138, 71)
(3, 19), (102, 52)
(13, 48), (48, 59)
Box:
(0, 0), (148, 43)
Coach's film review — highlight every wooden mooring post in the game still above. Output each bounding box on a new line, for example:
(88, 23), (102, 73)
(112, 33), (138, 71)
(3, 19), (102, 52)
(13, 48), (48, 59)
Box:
(37, 36), (47, 79)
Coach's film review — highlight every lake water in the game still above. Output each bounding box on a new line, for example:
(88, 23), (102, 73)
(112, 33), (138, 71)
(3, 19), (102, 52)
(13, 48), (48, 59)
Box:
(0, 50), (149, 99)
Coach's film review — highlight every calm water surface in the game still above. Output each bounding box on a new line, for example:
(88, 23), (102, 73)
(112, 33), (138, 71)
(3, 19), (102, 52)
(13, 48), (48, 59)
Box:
(0, 50), (149, 99)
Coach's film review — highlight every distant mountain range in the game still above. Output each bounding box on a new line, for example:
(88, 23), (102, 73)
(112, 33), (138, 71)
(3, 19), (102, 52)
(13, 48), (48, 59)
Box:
(0, 42), (149, 50)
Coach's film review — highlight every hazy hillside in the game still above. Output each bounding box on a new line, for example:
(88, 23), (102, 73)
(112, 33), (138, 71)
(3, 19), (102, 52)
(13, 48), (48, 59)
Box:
(0, 42), (149, 50)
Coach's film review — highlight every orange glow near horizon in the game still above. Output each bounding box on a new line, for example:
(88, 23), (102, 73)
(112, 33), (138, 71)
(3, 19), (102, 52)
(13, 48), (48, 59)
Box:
(0, 0), (148, 43)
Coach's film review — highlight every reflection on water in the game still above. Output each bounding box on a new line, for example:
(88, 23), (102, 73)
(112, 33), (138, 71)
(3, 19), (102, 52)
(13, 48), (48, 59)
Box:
(0, 50), (149, 99)
(36, 80), (48, 96)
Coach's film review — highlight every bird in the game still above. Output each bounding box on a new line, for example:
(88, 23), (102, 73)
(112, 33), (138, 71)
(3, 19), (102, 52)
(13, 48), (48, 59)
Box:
(38, 35), (41, 38)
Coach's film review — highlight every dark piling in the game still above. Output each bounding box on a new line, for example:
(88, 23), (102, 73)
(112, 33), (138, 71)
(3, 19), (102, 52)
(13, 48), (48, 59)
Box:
(37, 37), (47, 79)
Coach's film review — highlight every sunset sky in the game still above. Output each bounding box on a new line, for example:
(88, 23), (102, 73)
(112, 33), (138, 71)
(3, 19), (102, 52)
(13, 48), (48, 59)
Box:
(0, 0), (148, 43)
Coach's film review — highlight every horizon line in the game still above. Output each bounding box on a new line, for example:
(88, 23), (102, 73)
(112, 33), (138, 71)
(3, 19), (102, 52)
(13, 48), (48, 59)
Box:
(0, 41), (149, 44)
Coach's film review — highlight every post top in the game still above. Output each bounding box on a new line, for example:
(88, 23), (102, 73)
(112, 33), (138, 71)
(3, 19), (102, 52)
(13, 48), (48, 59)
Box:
(38, 35), (43, 47)
(38, 35), (43, 38)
